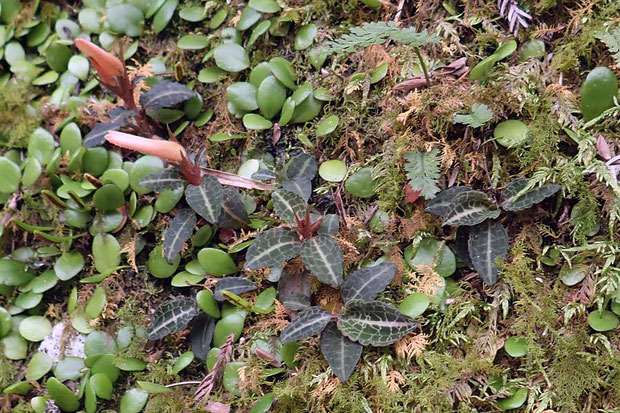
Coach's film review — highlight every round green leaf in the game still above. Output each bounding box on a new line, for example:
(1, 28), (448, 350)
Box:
(581, 66), (619, 121)
(54, 356), (85, 381)
(5, 41), (25, 65)
(55, 251), (85, 281)
(32, 71), (60, 86)
(399, 293), (430, 318)
(0, 157), (21, 193)
(19, 316), (52, 342)
(213, 313), (245, 346)
(316, 115), (339, 136)
(179, 6), (206, 22)
(101, 169), (130, 191)
(227, 82), (258, 111)
(223, 361), (246, 395)
(196, 289), (221, 318)
(2, 334), (28, 359)
(243, 113), (273, 130)
(60, 123), (83, 154)
(92, 233), (121, 273)
(85, 286), (106, 319)
(152, 0), (178, 35)
(198, 66), (227, 83)
(26, 351), (53, 380)
(68, 55), (90, 80)
(295, 23), (317, 50)
(504, 336), (528, 357)
(21, 157), (42, 187)
(249, 62), (272, 88)
(560, 264), (587, 286)
(172, 350), (194, 373)
(0, 307), (12, 338)
(148, 244), (180, 278)
(106, 4), (145, 37)
(93, 184), (125, 210)
(257, 75), (287, 119)
(120, 388), (149, 413)
(498, 388), (528, 410)
(588, 310), (619, 332)
(198, 248), (238, 277)
(46, 41), (72, 73)
(214, 43), (250, 72)
(130, 156), (164, 195)
(493, 120), (528, 148)
(248, 0), (280, 13)
(90, 373), (113, 400)
(171, 271), (204, 287)
(177, 34), (208, 49)
(318, 160), (347, 182)
(345, 167), (375, 198)
(46, 377), (80, 412)
(85, 331), (117, 356)
(28, 128), (55, 165)
(407, 238), (456, 277)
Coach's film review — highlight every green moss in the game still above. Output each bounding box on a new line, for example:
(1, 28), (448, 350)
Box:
(0, 355), (17, 390)
(0, 81), (40, 148)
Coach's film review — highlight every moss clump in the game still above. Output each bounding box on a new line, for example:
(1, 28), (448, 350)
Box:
(0, 81), (40, 148)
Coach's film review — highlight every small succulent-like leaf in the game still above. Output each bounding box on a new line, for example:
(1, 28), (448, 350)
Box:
(500, 178), (561, 211)
(341, 263), (396, 303)
(320, 322), (363, 382)
(147, 297), (197, 340)
(185, 174), (223, 224)
(467, 220), (509, 285)
(218, 188), (250, 229)
(337, 300), (417, 346)
(286, 153), (317, 181)
(282, 177), (312, 201)
(191, 314), (215, 361)
(163, 209), (196, 263)
(300, 235), (344, 288)
(272, 189), (307, 225)
(213, 277), (257, 301)
(318, 214), (339, 236)
(245, 228), (301, 269)
(425, 186), (472, 216)
(140, 80), (196, 111)
(281, 306), (332, 343)
(140, 169), (186, 192)
(442, 190), (499, 226)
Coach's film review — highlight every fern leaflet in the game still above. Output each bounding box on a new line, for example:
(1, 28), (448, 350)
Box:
(404, 148), (441, 199)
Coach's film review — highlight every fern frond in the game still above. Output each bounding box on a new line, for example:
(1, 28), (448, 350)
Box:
(321, 22), (439, 56)
(403, 148), (441, 199)
(595, 28), (620, 66)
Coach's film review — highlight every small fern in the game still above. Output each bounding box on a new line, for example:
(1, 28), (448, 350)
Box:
(404, 148), (441, 199)
(595, 27), (620, 66)
(320, 22), (439, 56)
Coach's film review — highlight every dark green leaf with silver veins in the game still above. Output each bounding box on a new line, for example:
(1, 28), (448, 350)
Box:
(214, 277), (258, 301)
(426, 186), (472, 217)
(140, 81), (196, 111)
(318, 214), (339, 236)
(442, 190), (499, 226)
(140, 168), (186, 192)
(281, 306), (332, 343)
(467, 220), (509, 285)
(286, 153), (318, 181)
(337, 300), (417, 346)
(245, 228), (301, 269)
(218, 188), (250, 229)
(185, 174), (223, 224)
(147, 297), (197, 340)
(341, 263), (396, 303)
(300, 235), (344, 288)
(163, 209), (196, 263)
(500, 178), (561, 211)
(320, 322), (363, 382)
(272, 189), (307, 225)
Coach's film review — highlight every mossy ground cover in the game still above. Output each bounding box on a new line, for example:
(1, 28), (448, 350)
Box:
(0, 0), (619, 412)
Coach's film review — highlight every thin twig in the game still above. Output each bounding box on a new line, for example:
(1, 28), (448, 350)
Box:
(413, 47), (431, 88)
